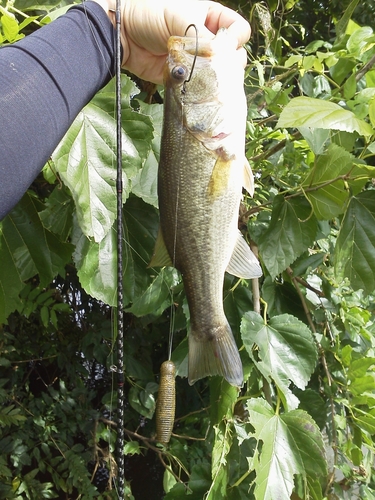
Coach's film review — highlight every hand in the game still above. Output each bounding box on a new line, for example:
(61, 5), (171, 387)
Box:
(94, 0), (251, 84)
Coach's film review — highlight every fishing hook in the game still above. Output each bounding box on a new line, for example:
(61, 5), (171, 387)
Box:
(182, 23), (198, 94)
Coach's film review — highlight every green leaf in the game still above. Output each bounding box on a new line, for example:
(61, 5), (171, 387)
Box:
(205, 379), (238, 500)
(14, 0), (61, 11)
(294, 389), (327, 430)
(126, 267), (179, 317)
(73, 195), (164, 308)
(73, 224), (117, 307)
(335, 0), (360, 39)
(258, 195), (318, 279)
(39, 186), (74, 241)
(131, 102), (163, 208)
(278, 96), (374, 136)
(1, 12), (22, 42)
(346, 26), (374, 56)
(163, 468), (177, 494)
(53, 75), (153, 243)
(164, 464), (211, 500)
(353, 409), (375, 434)
(334, 191), (375, 294)
(247, 398), (327, 500)
(241, 312), (318, 410)
(0, 224), (24, 323)
(122, 195), (163, 306)
(210, 377), (238, 424)
(123, 441), (141, 455)
(128, 384), (156, 419)
(0, 406), (26, 427)
(298, 127), (329, 155)
(0, 194), (73, 321)
(303, 143), (353, 219)
(350, 376), (375, 396)
(348, 358), (375, 380)
(262, 276), (307, 321)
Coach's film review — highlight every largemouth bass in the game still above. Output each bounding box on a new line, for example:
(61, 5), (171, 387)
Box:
(150, 28), (262, 387)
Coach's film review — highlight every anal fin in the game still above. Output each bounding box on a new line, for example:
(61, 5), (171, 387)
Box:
(226, 231), (262, 279)
(148, 227), (173, 268)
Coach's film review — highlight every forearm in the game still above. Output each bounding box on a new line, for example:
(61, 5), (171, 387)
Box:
(0, 1), (115, 220)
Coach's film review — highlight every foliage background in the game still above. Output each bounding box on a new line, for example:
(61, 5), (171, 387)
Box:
(1, 0), (375, 498)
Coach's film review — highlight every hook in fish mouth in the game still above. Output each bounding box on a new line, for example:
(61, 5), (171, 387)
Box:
(182, 23), (198, 95)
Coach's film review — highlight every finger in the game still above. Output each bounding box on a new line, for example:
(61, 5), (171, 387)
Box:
(203, 1), (251, 47)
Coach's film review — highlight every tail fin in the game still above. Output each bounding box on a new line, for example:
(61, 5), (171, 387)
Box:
(188, 323), (243, 387)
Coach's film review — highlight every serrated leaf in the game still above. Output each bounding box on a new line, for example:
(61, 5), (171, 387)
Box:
(335, 0), (360, 39)
(165, 464), (211, 500)
(346, 26), (374, 55)
(278, 96), (374, 136)
(210, 378), (238, 424)
(163, 468), (177, 494)
(125, 267), (179, 317)
(128, 385), (155, 419)
(0, 194), (73, 321)
(123, 441), (141, 455)
(334, 191), (375, 294)
(1, 12), (22, 42)
(39, 186), (74, 241)
(122, 196), (165, 306)
(350, 376), (375, 396)
(303, 143), (353, 219)
(131, 102), (163, 207)
(247, 398), (326, 500)
(0, 223), (24, 323)
(73, 195), (167, 308)
(298, 127), (329, 155)
(348, 358), (375, 380)
(53, 75), (153, 243)
(258, 195), (318, 279)
(353, 409), (375, 434)
(241, 312), (317, 410)
(73, 224), (117, 307)
(206, 379), (238, 500)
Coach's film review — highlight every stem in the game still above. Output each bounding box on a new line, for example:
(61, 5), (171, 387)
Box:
(250, 242), (261, 315)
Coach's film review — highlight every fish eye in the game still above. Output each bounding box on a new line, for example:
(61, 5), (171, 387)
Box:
(171, 65), (188, 80)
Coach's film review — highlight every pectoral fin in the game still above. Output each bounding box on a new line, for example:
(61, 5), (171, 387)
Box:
(148, 227), (173, 268)
(208, 157), (232, 199)
(243, 158), (254, 196)
(226, 231), (262, 278)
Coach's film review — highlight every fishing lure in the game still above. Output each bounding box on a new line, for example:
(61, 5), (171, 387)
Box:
(156, 360), (176, 444)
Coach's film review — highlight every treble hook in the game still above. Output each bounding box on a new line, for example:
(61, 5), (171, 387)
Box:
(182, 24), (198, 94)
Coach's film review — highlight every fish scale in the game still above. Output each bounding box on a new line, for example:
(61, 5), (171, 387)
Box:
(150, 29), (262, 387)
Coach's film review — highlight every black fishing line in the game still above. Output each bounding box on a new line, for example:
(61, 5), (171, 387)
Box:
(114, 0), (125, 498)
